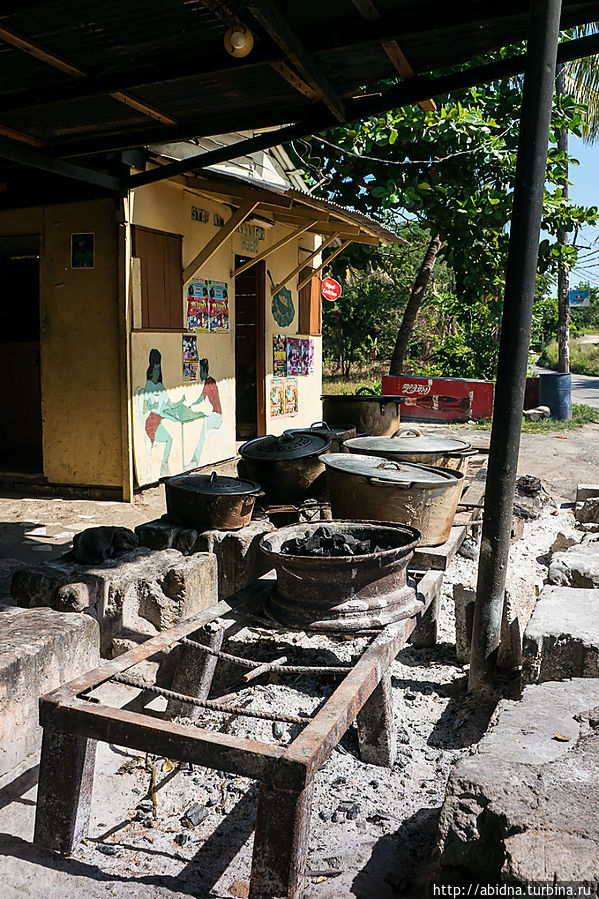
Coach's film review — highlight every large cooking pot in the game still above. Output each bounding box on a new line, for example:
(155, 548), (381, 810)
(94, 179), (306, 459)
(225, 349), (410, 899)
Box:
(260, 520), (421, 631)
(321, 387), (403, 436)
(285, 421), (356, 454)
(238, 431), (332, 503)
(320, 452), (465, 547)
(165, 471), (262, 531)
(344, 427), (477, 474)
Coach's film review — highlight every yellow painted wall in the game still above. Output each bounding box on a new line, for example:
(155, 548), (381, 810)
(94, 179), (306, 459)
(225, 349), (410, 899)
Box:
(0, 199), (124, 489)
(129, 179), (324, 486)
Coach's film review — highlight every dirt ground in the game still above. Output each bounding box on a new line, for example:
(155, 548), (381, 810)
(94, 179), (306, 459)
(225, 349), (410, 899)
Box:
(0, 424), (598, 898)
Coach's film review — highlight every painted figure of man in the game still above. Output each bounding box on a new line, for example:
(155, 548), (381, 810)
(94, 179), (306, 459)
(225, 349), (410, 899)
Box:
(142, 348), (173, 477)
(189, 357), (223, 466)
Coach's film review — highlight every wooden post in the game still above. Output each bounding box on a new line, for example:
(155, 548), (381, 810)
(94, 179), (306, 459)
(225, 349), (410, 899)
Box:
(34, 726), (97, 854)
(182, 202), (258, 283)
(356, 671), (396, 767)
(250, 779), (315, 899)
(469, 0), (563, 694)
(165, 626), (224, 720)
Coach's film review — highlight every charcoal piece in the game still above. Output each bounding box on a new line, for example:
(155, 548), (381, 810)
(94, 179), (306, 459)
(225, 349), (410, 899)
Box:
(182, 804), (208, 827)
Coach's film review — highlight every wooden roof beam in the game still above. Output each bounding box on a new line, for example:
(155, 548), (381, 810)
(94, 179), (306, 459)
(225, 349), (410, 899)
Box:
(0, 134), (120, 191)
(246, 0), (345, 122)
(0, 23), (177, 127)
(182, 201), (258, 283)
(270, 233), (339, 296)
(351, 0), (436, 112)
(296, 240), (353, 292)
(231, 221), (318, 277)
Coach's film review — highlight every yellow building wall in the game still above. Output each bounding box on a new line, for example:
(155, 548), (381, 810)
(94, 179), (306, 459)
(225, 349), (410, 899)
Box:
(0, 199), (124, 490)
(129, 179), (323, 487)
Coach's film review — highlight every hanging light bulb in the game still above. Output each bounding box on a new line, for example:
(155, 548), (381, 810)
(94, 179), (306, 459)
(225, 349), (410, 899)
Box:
(224, 23), (254, 58)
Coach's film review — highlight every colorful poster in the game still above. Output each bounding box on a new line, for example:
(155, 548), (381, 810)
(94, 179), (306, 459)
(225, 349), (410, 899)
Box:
(186, 278), (210, 332)
(182, 334), (198, 362)
(183, 361), (198, 382)
(273, 334), (287, 377)
(270, 378), (285, 418)
(209, 290), (230, 331)
(286, 337), (302, 376)
(284, 377), (298, 417)
(302, 338), (315, 374)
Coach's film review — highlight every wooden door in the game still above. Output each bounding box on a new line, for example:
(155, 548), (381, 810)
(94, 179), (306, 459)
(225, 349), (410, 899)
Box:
(234, 257), (266, 439)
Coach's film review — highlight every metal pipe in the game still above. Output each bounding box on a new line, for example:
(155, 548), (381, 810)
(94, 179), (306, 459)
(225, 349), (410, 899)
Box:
(468, 0), (563, 694)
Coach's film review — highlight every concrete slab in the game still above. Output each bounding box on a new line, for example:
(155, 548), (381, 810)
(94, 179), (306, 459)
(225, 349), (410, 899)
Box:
(522, 585), (599, 686)
(0, 607), (99, 785)
(548, 543), (599, 588)
(437, 678), (599, 885)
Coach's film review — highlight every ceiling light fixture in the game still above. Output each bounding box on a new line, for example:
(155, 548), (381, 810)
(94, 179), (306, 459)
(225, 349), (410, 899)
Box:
(224, 24), (254, 58)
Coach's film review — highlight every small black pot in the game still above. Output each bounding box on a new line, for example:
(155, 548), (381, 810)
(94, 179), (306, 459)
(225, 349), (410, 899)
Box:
(165, 472), (262, 531)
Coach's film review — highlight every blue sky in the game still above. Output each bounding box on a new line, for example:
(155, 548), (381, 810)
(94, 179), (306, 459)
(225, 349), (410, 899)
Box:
(568, 135), (599, 287)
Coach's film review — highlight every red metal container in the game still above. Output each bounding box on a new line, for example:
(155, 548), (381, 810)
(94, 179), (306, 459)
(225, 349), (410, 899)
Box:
(382, 375), (494, 422)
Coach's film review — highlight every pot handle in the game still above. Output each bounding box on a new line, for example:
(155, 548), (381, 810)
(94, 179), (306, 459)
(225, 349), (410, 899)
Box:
(209, 471), (217, 485)
(356, 386), (376, 396)
(393, 427), (423, 438)
(277, 432), (296, 445)
(375, 460), (402, 471)
(369, 476), (412, 487)
(447, 447), (478, 458)
(310, 421), (331, 430)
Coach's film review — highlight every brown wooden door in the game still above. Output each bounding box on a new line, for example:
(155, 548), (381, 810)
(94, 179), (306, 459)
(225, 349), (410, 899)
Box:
(132, 226), (183, 330)
(234, 257), (266, 439)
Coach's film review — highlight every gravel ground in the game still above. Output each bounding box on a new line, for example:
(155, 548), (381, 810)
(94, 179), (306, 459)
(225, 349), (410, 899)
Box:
(0, 501), (579, 899)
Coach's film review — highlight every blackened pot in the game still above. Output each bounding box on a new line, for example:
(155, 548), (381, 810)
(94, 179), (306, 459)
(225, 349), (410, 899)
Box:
(238, 431), (332, 504)
(165, 471), (262, 531)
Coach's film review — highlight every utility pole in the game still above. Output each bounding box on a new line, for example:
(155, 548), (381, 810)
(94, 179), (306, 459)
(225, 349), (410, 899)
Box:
(468, 0), (563, 694)
(556, 65), (571, 374)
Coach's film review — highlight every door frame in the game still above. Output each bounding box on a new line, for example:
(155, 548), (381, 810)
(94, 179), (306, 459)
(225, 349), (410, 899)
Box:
(234, 256), (266, 438)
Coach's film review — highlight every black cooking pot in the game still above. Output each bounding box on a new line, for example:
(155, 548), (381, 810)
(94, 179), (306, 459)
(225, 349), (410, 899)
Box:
(284, 420), (357, 454)
(321, 387), (403, 436)
(238, 431), (332, 503)
(165, 471), (262, 531)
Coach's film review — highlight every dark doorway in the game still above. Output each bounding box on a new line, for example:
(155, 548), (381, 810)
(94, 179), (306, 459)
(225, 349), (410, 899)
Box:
(0, 235), (42, 473)
(234, 256), (265, 440)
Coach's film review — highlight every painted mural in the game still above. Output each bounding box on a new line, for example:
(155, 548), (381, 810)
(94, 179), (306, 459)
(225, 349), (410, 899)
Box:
(134, 347), (225, 484)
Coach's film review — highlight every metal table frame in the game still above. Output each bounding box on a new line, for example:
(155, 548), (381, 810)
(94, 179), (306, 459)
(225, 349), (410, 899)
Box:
(34, 570), (442, 899)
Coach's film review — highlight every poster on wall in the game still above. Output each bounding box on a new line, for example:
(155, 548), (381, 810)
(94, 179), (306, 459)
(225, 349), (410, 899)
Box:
(286, 337), (302, 376)
(182, 334), (199, 381)
(209, 286), (230, 331)
(284, 378), (299, 417)
(183, 361), (199, 382)
(71, 232), (94, 269)
(270, 378), (285, 417)
(186, 279), (210, 332)
(300, 338), (314, 375)
(273, 334), (287, 376)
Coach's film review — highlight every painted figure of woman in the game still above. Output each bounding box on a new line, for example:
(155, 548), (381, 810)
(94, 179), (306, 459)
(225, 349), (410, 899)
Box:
(142, 348), (173, 477)
(189, 357), (223, 466)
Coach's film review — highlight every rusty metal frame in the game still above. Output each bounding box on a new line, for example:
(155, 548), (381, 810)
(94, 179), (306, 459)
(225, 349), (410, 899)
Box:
(34, 569), (443, 898)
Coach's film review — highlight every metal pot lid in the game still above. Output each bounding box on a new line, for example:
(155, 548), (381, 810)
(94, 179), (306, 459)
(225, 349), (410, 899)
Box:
(286, 420), (355, 438)
(167, 471), (261, 495)
(239, 431), (332, 461)
(319, 452), (460, 486)
(345, 430), (471, 455)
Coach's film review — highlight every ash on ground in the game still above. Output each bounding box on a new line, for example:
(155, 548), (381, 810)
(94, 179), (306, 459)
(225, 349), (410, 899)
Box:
(9, 505), (575, 899)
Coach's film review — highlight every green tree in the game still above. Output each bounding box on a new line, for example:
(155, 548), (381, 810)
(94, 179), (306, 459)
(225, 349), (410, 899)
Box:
(296, 78), (597, 378)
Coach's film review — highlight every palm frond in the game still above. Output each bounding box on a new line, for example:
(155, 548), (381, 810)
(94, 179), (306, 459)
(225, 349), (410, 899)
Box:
(566, 22), (599, 142)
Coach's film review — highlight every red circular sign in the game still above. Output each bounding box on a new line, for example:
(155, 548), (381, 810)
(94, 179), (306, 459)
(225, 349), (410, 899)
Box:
(321, 277), (342, 301)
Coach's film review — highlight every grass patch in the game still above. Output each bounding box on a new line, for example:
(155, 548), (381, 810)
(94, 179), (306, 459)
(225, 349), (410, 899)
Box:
(322, 364), (384, 395)
(539, 338), (599, 376)
(474, 403), (599, 432)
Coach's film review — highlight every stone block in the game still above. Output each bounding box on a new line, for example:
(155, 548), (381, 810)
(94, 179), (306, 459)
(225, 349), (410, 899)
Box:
(194, 517), (275, 599)
(437, 679), (599, 885)
(0, 607), (99, 786)
(453, 575), (541, 671)
(575, 497), (599, 524)
(522, 586), (599, 686)
(11, 548), (217, 656)
(576, 484), (599, 503)
(548, 543), (599, 588)
(135, 518), (200, 555)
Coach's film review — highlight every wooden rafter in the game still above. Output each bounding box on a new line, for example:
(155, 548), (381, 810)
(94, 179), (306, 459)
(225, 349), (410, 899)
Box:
(350, 0), (436, 111)
(0, 123), (45, 148)
(296, 240), (353, 292)
(269, 61), (318, 100)
(246, 0), (345, 122)
(231, 222), (318, 277)
(182, 201), (258, 283)
(0, 23), (177, 127)
(270, 233), (339, 296)
(0, 135), (120, 191)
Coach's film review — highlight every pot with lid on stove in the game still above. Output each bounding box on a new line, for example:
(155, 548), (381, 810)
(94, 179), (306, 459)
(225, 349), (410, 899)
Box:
(320, 452), (465, 546)
(238, 430), (332, 503)
(344, 426), (477, 474)
(321, 387), (403, 436)
(284, 420), (356, 454)
(165, 471), (263, 531)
